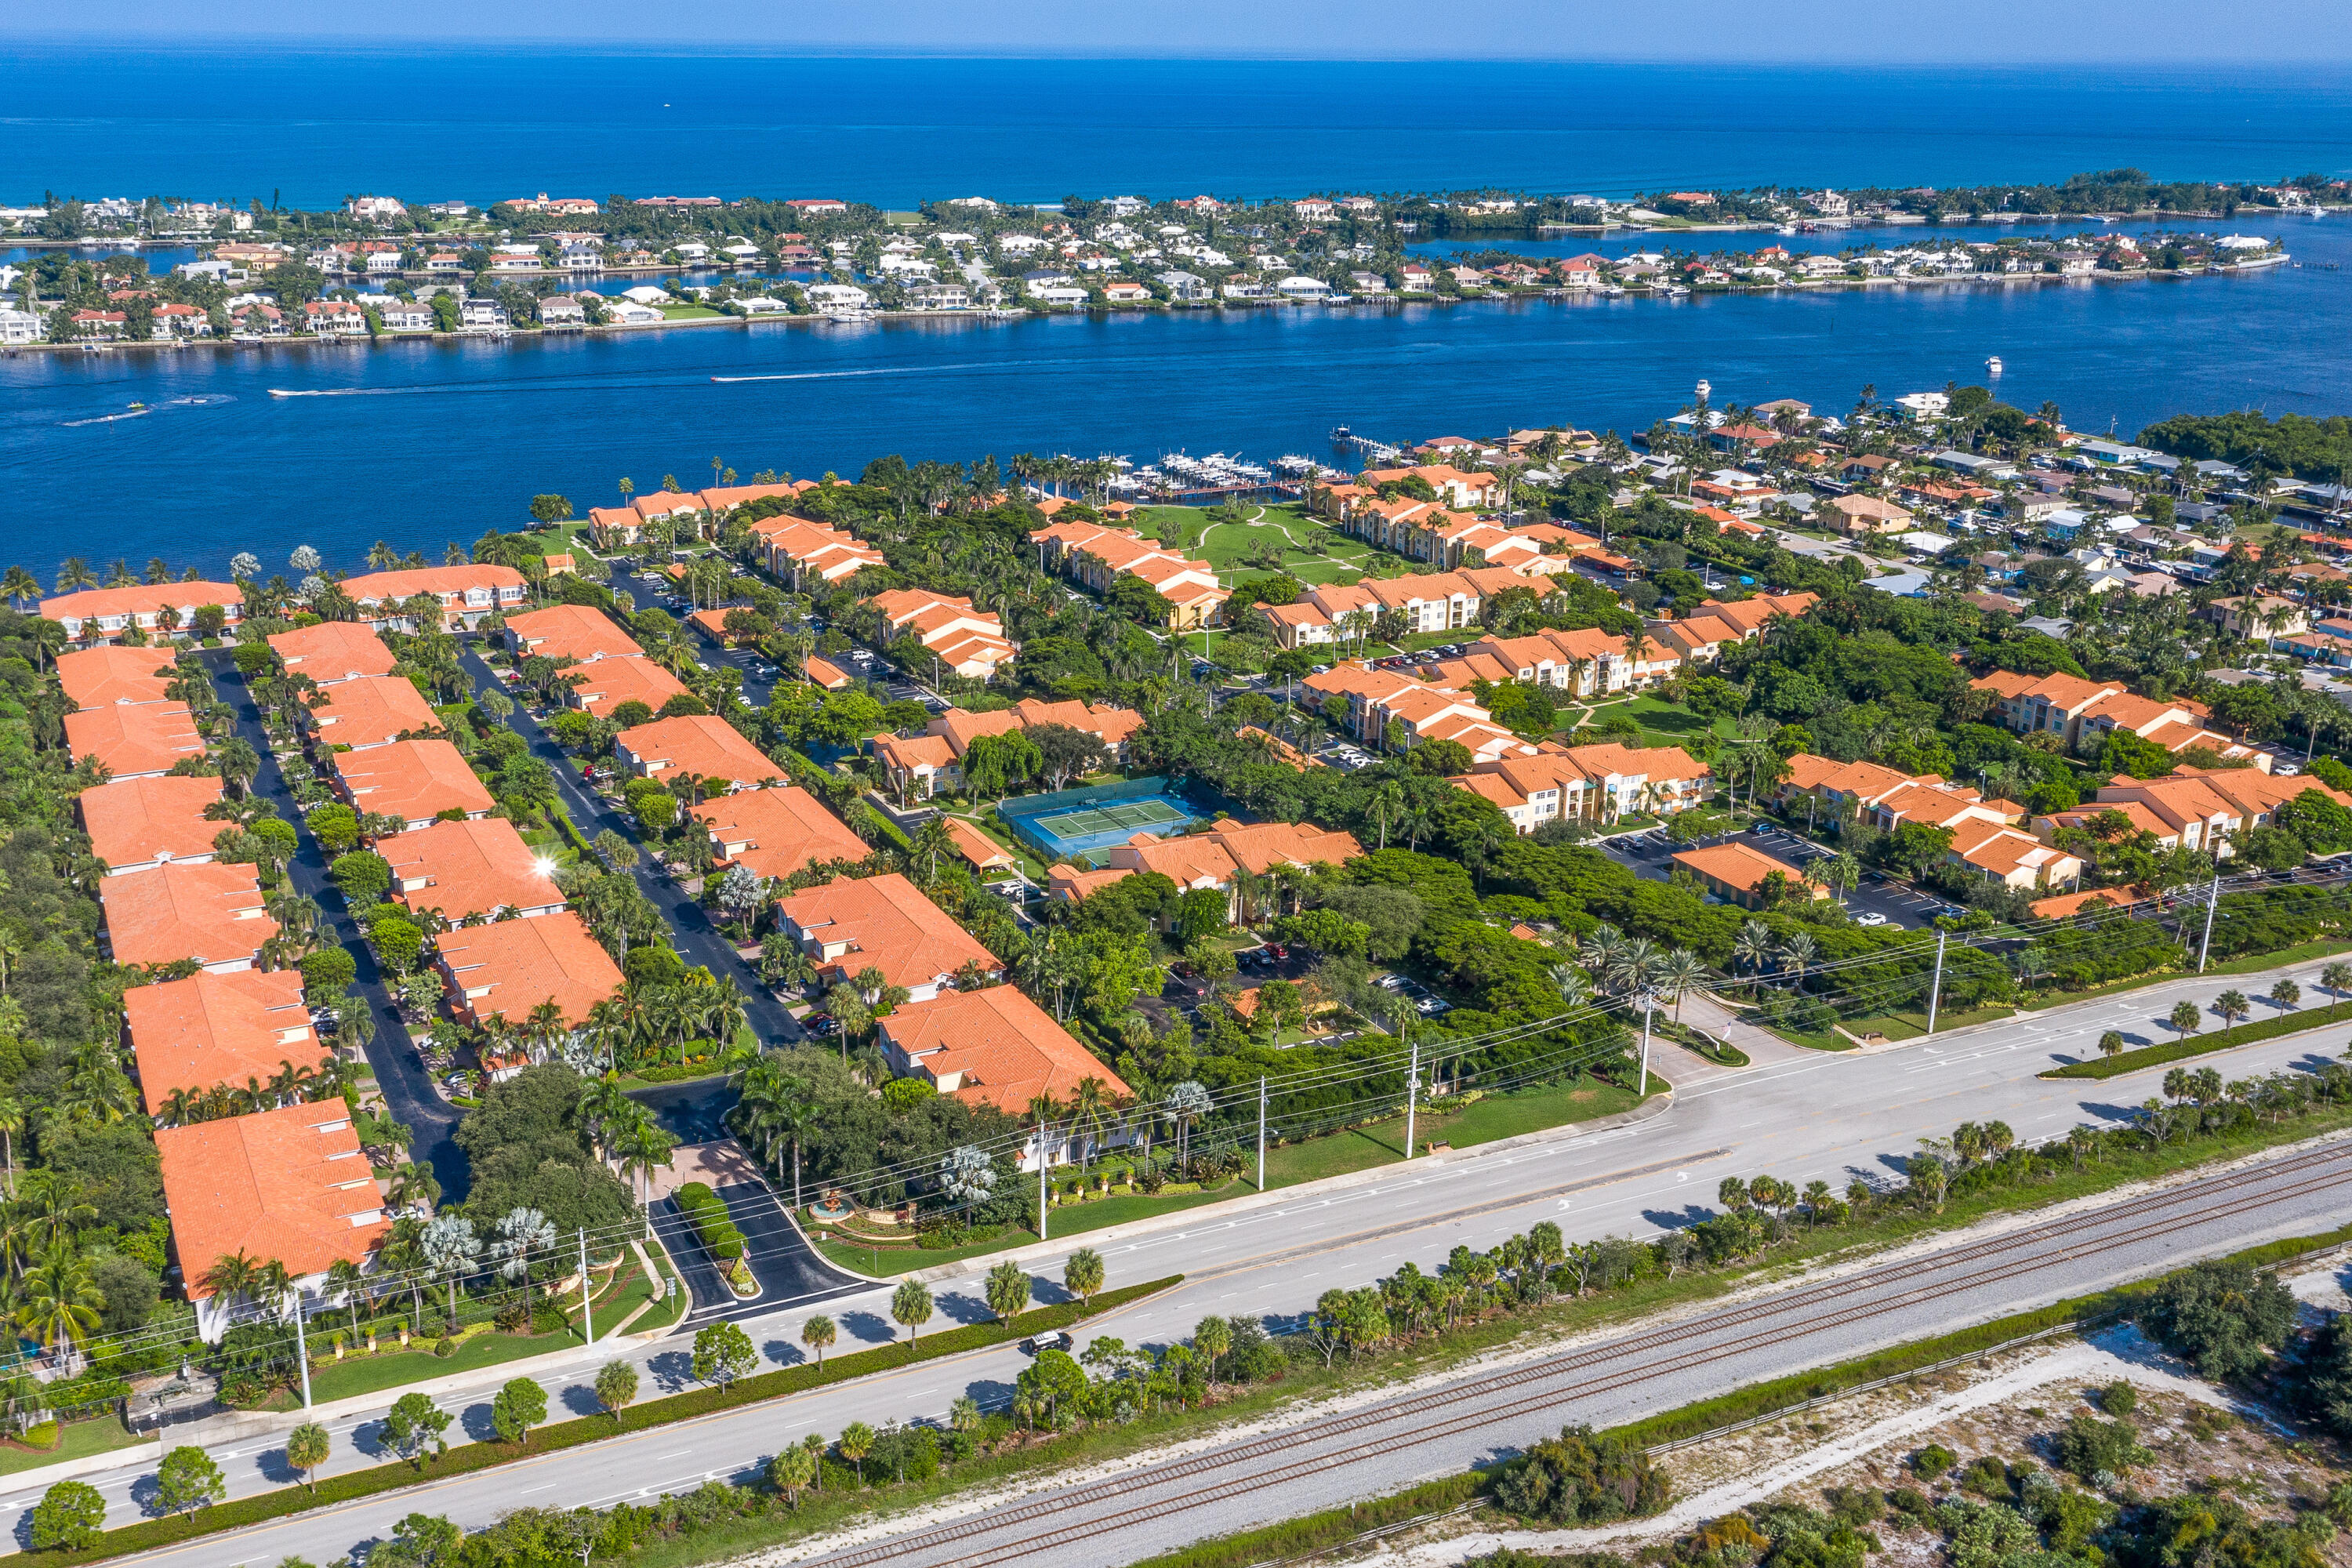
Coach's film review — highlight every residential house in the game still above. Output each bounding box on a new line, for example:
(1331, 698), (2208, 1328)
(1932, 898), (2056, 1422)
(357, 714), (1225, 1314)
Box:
(1969, 671), (2262, 765)
(563, 655), (691, 720)
(126, 969), (321, 1117)
(330, 739), (495, 833)
(878, 985), (1131, 1166)
(1029, 520), (1229, 630)
(1823, 495), (1916, 536)
(41, 583), (244, 643)
(691, 787), (869, 881)
(1054, 818), (1366, 921)
(64, 702), (206, 779)
(2034, 767), (2352, 860)
(773, 873), (1001, 1000)
(1645, 593), (1819, 664)
(79, 775), (227, 876)
(746, 515), (887, 586)
(1671, 841), (1828, 909)
(383, 818), (566, 924)
(301, 674), (441, 752)
(503, 604), (643, 664)
(339, 565), (527, 630)
(100, 862), (278, 973)
(864, 588), (1017, 680)
(56, 645), (178, 710)
(1299, 662), (1538, 762)
(158, 1102), (389, 1341)
(612, 716), (786, 790)
(2203, 595), (2308, 642)
(1944, 820), (2083, 891)
(267, 621), (397, 684)
(1450, 742), (1712, 829)
(434, 911), (624, 1034)
(871, 733), (963, 803)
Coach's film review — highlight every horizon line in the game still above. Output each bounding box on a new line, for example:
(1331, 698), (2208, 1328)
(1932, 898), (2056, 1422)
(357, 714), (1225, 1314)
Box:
(8, 36), (2352, 65)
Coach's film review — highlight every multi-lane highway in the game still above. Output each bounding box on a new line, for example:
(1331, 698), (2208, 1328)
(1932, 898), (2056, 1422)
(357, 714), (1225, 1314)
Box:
(23, 949), (2352, 1563)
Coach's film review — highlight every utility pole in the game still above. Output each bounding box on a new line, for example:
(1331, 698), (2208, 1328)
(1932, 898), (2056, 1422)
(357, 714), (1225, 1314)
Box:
(1037, 1122), (1051, 1243)
(2198, 874), (2221, 972)
(1926, 928), (1947, 1035)
(292, 1298), (312, 1411)
(1256, 1076), (1268, 1192)
(579, 1229), (593, 1347)
(1636, 989), (1657, 1097)
(1403, 1029), (1420, 1160)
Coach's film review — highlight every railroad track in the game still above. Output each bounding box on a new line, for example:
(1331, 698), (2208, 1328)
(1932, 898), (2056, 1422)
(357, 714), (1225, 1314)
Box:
(806, 1139), (2352, 1568)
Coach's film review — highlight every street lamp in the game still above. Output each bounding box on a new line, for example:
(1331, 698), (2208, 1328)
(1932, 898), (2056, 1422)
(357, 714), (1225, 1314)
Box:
(1632, 986), (1661, 1098)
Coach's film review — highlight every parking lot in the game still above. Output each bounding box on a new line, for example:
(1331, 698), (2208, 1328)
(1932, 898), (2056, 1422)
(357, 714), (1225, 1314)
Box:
(1598, 822), (1953, 931)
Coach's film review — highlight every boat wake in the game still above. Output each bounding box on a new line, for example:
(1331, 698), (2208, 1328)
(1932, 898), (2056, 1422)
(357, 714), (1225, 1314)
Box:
(59, 394), (234, 427)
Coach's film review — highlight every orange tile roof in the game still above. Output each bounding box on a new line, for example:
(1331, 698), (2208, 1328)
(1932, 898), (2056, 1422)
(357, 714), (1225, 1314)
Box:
(266, 621), (397, 683)
(942, 816), (1015, 871)
(566, 655), (691, 719)
(504, 604), (643, 663)
(881, 984), (1130, 1113)
(126, 969), (321, 1115)
(775, 872), (1000, 993)
(691, 787), (869, 880)
(307, 675), (441, 749)
(615, 715), (785, 789)
(1671, 840), (1824, 898)
(42, 582), (244, 626)
(56, 645), (178, 709)
(157, 1103), (387, 1294)
(804, 656), (853, 689)
(331, 739), (494, 828)
(2028, 887), (2136, 920)
(383, 817), (564, 921)
(434, 910), (624, 1028)
(64, 702), (205, 779)
(101, 862), (278, 970)
(79, 775), (226, 873)
(341, 564), (526, 606)
(1046, 862), (1133, 902)
(874, 732), (960, 773)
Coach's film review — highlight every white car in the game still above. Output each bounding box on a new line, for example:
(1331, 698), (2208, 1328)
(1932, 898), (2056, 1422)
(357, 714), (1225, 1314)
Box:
(1853, 912), (1890, 927)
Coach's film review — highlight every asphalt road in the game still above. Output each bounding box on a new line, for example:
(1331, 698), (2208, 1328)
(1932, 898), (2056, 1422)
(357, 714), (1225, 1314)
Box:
(27, 947), (2352, 1558)
(648, 1183), (865, 1322)
(204, 652), (469, 1200)
(452, 645), (803, 1048)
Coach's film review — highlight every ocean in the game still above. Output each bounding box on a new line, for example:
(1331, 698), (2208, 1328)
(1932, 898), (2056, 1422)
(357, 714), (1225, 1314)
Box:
(3, 49), (2352, 576)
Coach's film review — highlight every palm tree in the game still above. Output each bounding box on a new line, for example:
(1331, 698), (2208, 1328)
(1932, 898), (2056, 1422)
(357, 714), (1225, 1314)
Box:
(16, 1249), (102, 1369)
(1655, 949), (1708, 1022)
(53, 557), (97, 593)
(2323, 961), (2352, 1015)
(0, 566), (38, 612)
(1775, 931), (1819, 990)
(0, 1093), (22, 1195)
(1731, 920), (1775, 982)
(2212, 988), (2250, 1039)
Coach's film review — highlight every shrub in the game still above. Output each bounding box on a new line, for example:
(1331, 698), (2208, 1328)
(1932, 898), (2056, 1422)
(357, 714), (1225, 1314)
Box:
(1910, 1444), (1958, 1480)
(2056, 1413), (2147, 1483)
(1958, 1456), (2012, 1498)
(18, 1420), (60, 1450)
(1489, 1425), (1666, 1524)
(1825, 1486), (1886, 1526)
(2099, 1381), (2136, 1415)
(673, 1181), (747, 1262)
(1887, 1488), (1935, 1524)
(2140, 1260), (2296, 1381)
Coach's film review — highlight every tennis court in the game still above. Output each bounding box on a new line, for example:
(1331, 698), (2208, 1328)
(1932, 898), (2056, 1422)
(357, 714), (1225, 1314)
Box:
(1029, 797), (1193, 842)
(999, 779), (1210, 863)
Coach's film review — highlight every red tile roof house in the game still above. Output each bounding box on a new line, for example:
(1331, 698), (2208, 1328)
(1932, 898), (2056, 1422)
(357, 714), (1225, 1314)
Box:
(691, 787), (869, 881)
(64, 702), (207, 780)
(1070, 818), (1367, 923)
(126, 968), (322, 1118)
(339, 565), (527, 631)
(864, 587), (1017, 681)
(157, 1102), (389, 1342)
(101, 862), (279, 973)
(56, 644), (179, 709)
(79, 775), (227, 875)
(266, 620), (397, 684)
(300, 673), (442, 752)
(502, 604), (644, 664)
(433, 911), (624, 1071)
(613, 716), (786, 791)
(879, 985), (1132, 1169)
(774, 872), (1002, 1002)
(383, 818), (566, 924)
(330, 739), (495, 833)
(40, 582), (243, 643)
(561, 655), (692, 720)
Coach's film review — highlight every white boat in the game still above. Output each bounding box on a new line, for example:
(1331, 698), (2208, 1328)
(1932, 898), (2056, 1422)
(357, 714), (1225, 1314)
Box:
(1987, 355), (2004, 376)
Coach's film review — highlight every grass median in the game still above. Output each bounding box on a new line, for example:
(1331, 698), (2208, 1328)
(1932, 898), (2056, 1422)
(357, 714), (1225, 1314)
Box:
(36, 1278), (1181, 1568)
(2042, 1007), (2350, 1080)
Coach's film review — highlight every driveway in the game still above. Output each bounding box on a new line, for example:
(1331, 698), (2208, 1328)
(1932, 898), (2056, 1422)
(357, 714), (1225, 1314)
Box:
(648, 1180), (864, 1323)
(456, 646), (803, 1047)
(202, 652), (470, 1200)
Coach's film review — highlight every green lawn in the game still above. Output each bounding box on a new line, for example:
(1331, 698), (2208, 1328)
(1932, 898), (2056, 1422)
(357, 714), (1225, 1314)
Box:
(655, 304), (726, 321)
(0, 1416), (149, 1477)
(813, 1073), (1650, 1275)
(304, 1324), (583, 1404)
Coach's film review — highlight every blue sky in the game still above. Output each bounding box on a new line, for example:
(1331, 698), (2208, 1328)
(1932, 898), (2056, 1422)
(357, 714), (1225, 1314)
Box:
(53, 0), (2352, 58)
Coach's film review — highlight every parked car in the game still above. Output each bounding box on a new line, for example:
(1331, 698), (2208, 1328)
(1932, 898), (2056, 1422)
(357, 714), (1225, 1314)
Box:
(1023, 1330), (1073, 1355)
(1853, 912), (1890, 927)
(801, 1013), (841, 1036)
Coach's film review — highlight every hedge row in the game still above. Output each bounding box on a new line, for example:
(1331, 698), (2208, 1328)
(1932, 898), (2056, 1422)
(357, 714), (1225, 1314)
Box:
(39, 1277), (1181, 1566)
(673, 1182), (746, 1262)
(2042, 1008), (2346, 1080)
(1123, 1474), (1482, 1568)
